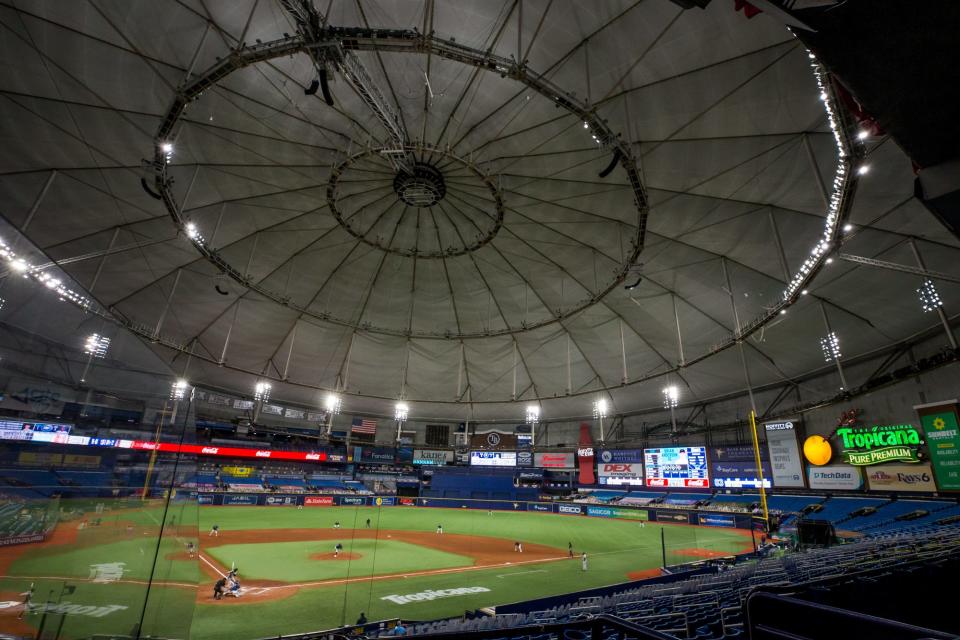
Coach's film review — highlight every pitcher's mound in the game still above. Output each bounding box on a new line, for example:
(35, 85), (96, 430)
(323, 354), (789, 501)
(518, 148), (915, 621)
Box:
(310, 552), (361, 561)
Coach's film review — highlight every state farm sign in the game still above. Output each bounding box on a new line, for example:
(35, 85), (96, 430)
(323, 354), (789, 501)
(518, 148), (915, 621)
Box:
(597, 462), (643, 486)
(304, 496), (334, 506)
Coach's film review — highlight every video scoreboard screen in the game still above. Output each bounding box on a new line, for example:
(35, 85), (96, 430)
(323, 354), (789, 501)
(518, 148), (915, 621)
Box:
(470, 450), (517, 467)
(643, 446), (709, 488)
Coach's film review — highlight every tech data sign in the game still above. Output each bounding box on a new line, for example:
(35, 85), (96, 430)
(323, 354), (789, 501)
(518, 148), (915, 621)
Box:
(804, 424), (923, 467)
(807, 464), (863, 490)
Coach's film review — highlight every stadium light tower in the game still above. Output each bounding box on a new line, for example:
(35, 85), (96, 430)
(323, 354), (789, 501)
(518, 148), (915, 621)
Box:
(593, 397), (609, 444)
(663, 385), (679, 435)
(254, 381), (271, 403)
(526, 404), (541, 446)
(395, 402), (409, 444)
(170, 379), (190, 401)
(324, 392), (342, 436)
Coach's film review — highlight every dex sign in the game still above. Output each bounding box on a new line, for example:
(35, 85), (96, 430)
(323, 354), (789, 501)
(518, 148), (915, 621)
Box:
(837, 424), (922, 466)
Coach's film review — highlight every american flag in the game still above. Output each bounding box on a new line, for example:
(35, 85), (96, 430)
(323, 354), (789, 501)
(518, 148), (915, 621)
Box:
(351, 417), (377, 435)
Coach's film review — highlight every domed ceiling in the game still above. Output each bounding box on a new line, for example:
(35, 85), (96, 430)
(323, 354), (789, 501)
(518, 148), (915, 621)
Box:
(0, 0), (956, 421)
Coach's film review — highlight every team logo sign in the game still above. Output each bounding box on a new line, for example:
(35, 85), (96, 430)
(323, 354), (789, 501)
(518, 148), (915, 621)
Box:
(486, 433), (501, 446)
(600, 450), (612, 463)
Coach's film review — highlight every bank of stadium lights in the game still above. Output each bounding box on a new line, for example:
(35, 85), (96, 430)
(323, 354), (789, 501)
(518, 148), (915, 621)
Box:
(592, 398), (608, 420)
(160, 141), (173, 164)
(324, 393), (342, 416)
(185, 222), (205, 244)
(170, 379), (190, 401)
(84, 333), (110, 359)
(0, 237), (91, 309)
(820, 331), (841, 363)
(662, 385), (679, 409)
(394, 402), (409, 423)
(918, 279), (943, 312)
(783, 53), (857, 302)
(525, 405), (540, 425)
(254, 381), (271, 403)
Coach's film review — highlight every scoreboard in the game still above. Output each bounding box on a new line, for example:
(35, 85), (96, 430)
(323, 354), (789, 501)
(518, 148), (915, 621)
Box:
(643, 446), (709, 488)
(470, 450), (517, 467)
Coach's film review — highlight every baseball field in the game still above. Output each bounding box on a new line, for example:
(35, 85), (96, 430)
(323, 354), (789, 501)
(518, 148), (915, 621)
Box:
(0, 501), (755, 639)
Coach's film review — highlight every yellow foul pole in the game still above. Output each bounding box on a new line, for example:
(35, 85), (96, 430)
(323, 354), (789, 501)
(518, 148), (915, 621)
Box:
(749, 410), (769, 532)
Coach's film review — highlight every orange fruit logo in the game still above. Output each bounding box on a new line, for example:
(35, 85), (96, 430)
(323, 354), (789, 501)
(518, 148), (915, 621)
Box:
(803, 435), (833, 466)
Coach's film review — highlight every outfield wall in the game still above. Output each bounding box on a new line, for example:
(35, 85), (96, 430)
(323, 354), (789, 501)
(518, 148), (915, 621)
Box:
(194, 492), (756, 529)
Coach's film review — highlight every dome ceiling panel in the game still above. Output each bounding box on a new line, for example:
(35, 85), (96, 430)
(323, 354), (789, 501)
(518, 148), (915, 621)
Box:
(2, 0), (955, 419)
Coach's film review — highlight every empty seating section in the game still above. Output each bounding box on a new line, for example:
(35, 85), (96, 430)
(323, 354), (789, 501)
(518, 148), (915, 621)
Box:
(663, 493), (711, 506)
(842, 499), (953, 531)
(808, 496), (887, 524)
(381, 525), (960, 639)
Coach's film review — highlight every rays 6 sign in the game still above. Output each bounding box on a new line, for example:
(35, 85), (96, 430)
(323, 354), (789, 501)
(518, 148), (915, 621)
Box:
(597, 462), (644, 486)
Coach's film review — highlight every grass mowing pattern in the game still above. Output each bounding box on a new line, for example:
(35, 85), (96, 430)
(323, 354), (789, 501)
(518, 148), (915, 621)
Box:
(206, 539), (472, 582)
(190, 505), (752, 639)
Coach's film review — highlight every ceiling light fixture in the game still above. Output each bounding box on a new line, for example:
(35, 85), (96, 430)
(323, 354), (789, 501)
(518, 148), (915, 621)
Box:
(593, 398), (608, 420)
(170, 379), (190, 400)
(254, 381), (271, 402)
(394, 402), (409, 423)
(526, 405), (540, 425)
(662, 385), (679, 409)
(918, 279), (943, 312)
(324, 393), (342, 415)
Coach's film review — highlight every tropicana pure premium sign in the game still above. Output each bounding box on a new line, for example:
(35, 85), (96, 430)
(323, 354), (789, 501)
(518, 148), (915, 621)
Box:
(837, 424), (922, 466)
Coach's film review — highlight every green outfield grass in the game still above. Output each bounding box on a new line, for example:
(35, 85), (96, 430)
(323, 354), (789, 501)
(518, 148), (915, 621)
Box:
(188, 505), (753, 639)
(0, 503), (752, 640)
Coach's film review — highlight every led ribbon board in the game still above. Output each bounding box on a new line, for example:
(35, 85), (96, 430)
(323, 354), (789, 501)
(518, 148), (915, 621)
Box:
(837, 424), (922, 466)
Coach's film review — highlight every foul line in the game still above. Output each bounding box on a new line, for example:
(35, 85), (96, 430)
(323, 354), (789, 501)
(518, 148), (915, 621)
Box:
(496, 569), (547, 578)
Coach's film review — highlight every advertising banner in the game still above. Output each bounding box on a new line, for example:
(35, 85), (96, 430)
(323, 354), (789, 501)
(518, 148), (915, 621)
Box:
(764, 420), (806, 488)
(807, 464), (863, 490)
(535, 452), (575, 468)
(265, 495), (297, 506)
(586, 506), (648, 520)
(516, 451), (533, 467)
(339, 496), (365, 506)
(916, 401), (960, 491)
(412, 449), (453, 465)
(655, 511), (691, 523)
(528, 503), (553, 512)
(359, 447), (396, 463)
(373, 496), (396, 506)
(470, 451), (517, 467)
(698, 514), (735, 528)
(305, 496), (335, 506)
(18, 451), (62, 466)
(710, 446), (770, 488)
(223, 494), (259, 505)
(597, 462), (644, 486)
(197, 494), (215, 504)
(557, 504), (582, 514)
(0, 533), (46, 546)
(222, 466), (255, 477)
(864, 463), (938, 492)
(577, 423), (596, 485)
(399, 497), (416, 505)
(597, 449), (645, 464)
(836, 424), (922, 466)
(62, 454), (100, 467)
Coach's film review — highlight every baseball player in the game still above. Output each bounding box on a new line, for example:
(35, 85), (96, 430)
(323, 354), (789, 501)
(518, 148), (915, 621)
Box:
(366, 518), (371, 529)
(17, 583), (33, 620)
(213, 578), (227, 600)
(568, 541), (574, 557)
(209, 524), (220, 537)
(436, 523), (443, 534)
(334, 542), (343, 558)
(186, 541), (196, 558)
(581, 552), (588, 571)
(334, 521), (341, 529)
(227, 567), (238, 581)
(514, 541), (523, 553)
